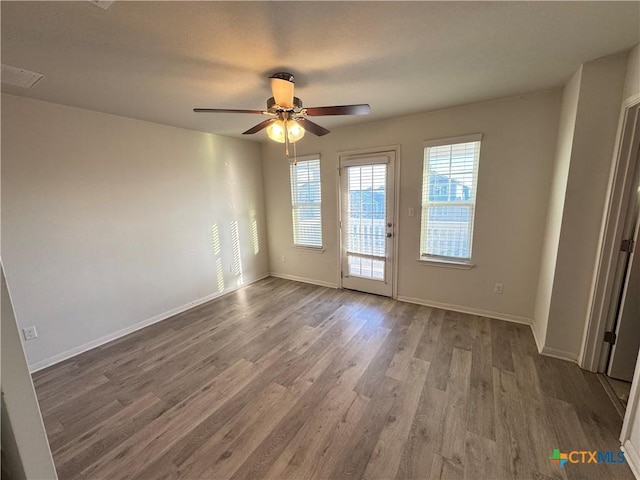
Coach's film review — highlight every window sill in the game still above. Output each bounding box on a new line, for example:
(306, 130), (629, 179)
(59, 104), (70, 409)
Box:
(292, 245), (325, 254)
(417, 257), (475, 269)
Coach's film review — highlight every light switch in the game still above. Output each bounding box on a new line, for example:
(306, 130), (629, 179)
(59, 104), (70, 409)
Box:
(408, 207), (415, 217)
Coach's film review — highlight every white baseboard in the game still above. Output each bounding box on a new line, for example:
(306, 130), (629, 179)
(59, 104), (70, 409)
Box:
(527, 321), (578, 363)
(28, 273), (269, 373)
(623, 439), (640, 479)
(269, 272), (339, 289)
(396, 295), (533, 326)
(395, 295), (577, 364)
(539, 345), (579, 363)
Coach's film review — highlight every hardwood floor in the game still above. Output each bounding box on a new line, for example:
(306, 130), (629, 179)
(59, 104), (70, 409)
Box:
(32, 277), (633, 480)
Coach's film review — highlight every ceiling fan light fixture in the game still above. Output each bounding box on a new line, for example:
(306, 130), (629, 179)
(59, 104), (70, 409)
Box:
(266, 120), (285, 143)
(267, 119), (305, 144)
(287, 120), (305, 142)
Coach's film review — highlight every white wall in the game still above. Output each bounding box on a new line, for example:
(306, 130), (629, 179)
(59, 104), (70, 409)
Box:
(1, 94), (269, 369)
(622, 351), (640, 477)
(623, 43), (640, 100)
(535, 52), (629, 360)
(1, 264), (58, 479)
(533, 68), (582, 351)
(626, 394), (640, 478)
(263, 90), (561, 322)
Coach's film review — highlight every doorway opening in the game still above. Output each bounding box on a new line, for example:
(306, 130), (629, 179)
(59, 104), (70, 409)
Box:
(600, 145), (640, 416)
(582, 99), (640, 425)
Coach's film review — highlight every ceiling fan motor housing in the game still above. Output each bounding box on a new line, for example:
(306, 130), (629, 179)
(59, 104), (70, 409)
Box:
(267, 96), (302, 111)
(270, 72), (295, 83)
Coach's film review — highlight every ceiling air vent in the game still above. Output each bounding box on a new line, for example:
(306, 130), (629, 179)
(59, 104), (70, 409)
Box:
(87, 0), (114, 10)
(1, 64), (44, 89)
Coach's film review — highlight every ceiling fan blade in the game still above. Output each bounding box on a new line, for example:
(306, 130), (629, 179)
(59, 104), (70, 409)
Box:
(194, 108), (266, 114)
(304, 104), (370, 116)
(298, 118), (330, 136)
(243, 118), (276, 135)
(270, 77), (294, 109)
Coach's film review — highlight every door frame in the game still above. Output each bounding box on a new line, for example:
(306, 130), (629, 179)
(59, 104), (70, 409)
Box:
(336, 145), (401, 299)
(580, 95), (640, 372)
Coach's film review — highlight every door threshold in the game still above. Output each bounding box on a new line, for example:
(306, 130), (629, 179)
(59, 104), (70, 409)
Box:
(341, 286), (392, 299)
(597, 373), (630, 419)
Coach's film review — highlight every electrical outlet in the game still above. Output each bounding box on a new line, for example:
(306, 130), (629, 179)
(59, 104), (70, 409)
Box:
(494, 283), (504, 294)
(281, 255), (286, 263)
(22, 326), (38, 341)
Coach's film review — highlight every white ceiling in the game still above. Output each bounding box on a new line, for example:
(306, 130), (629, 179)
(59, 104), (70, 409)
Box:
(2, 1), (638, 140)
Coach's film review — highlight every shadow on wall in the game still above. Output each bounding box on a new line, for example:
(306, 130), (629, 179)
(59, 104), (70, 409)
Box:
(251, 210), (260, 256)
(212, 140), (264, 291)
(211, 223), (225, 293)
(1, 395), (26, 480)
(231, 219), (244, 286)
(210, 216), (262, 293)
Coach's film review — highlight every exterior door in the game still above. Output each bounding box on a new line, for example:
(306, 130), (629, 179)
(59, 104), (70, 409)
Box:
(340, 151), (395, 297)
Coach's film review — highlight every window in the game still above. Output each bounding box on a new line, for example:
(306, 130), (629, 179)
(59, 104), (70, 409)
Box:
(420, 134), (481, 262)
(290, 155), (322, 248)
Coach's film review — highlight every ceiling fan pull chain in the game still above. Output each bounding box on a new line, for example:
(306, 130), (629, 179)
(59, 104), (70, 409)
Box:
(292, 139), (298, 166)
(284, 119), (290, 157)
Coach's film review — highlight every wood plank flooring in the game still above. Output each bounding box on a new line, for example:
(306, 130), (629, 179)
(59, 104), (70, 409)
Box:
(32, 277), (633, 480)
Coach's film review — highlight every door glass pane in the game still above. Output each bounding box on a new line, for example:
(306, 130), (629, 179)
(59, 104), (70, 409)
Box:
(346, 164), (387, 280)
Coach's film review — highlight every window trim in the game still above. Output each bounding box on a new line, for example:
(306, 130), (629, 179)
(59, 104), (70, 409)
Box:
(292, 244), (325, 254)
(289, 154), (323, 250)
(417, 256), (475, 269)
(419, 133), (482, 266)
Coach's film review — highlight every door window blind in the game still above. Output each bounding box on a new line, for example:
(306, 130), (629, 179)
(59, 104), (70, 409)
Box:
(420, 136), (481, 260)
(345, 163), (387, 280)
(290, 156), (323, 248)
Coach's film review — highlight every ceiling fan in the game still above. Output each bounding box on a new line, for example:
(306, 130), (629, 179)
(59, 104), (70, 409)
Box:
(194, 72), (370, 158)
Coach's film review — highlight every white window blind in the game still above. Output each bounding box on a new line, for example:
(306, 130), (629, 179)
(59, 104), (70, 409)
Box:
(420, 135), (481, 260)
(290, 156), (322, 248)
(345, 163), (387, 280)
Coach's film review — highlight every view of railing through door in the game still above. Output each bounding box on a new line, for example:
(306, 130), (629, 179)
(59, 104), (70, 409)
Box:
(341, 151), (395, 297)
